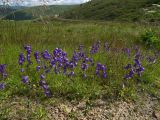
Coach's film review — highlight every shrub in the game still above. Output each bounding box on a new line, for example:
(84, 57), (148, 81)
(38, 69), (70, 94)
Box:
(141, 29), (160, 49)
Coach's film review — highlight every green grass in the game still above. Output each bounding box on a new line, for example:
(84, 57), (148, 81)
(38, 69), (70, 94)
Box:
(0, 19), (159, 118)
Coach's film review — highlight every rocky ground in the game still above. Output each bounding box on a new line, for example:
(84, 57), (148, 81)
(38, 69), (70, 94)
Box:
(1, 94), (159, 120)
(46, 95), (160, 120)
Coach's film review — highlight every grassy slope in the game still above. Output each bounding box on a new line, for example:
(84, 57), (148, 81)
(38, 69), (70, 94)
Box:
(3, 5), (77, 20)
(62, 0), (160, 22)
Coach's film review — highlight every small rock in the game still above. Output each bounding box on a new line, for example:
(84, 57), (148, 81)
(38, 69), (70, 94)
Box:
(77, 101), (86, 109)
(153, 111), (160, 119)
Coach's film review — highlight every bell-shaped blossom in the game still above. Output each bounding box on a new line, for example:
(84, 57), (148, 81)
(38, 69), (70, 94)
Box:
(96, 63), (107, 78)
(90, 41), (100, 54)
(24, 45), (31, 54)
(0, 64), (7, 78)
(42, 50), (51, 60)
(0, 83), (5, 90)
(18, 53), (25, 65)
(34, 51), (40, 63)
(22, 76), (29, 84)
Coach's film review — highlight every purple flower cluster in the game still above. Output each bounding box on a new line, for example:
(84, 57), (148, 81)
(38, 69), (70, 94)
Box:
(96, 63), (107, 78)
(124, 51), (144, 79)
(66, 45), (87, 76)
(0, 64), (7, 90)
(34, 51), (40, 63)
(0, 64), (7, 78)
(17, 43), (108, 97)
(39, 74), (51, 97)
(42, 50), (51, 60)
(70, 45), (95, 77)
(81, 58), (89, 77)
(22, 76), (29, 84)
(0, 83), (5, 90)
(90, 41), (100, 54)
(24, 45), (32, 64)
(51, 48), (69, 74)
(18, 45), (52, 97)
(18, 53), (25, 65)
(15, 42), (149, 97)
(19, 46), (32, 81)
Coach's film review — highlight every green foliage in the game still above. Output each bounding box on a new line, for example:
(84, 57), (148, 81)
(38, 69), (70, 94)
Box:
(62, 0), (160, 23)
(141, 29), (160, 49)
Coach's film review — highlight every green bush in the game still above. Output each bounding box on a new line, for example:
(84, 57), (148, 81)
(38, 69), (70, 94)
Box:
(141, 29), (160, 49)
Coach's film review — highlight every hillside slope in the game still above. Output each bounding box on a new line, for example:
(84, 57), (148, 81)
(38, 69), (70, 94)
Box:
(3, 5), (77, 20)
(0, 5), (16, 17)
(62, 0), (160, 22)
(0, 5), (25, 18)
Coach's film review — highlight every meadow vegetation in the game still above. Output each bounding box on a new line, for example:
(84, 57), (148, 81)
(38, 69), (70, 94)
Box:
(0, 19), (160, 95)
(0, 0), (160, 119)
(0, 19), (159, 119)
